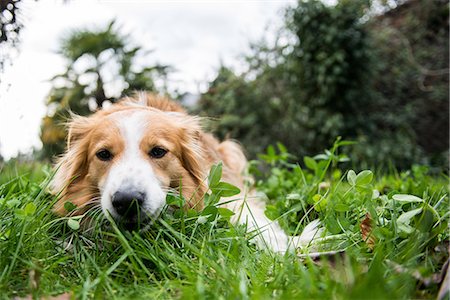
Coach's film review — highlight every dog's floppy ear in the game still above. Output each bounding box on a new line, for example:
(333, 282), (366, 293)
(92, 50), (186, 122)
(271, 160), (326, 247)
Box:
(176, 117), (208, 210)
(66, 114), (93, 149)
(51, 115), (95, 215)
(181, 130), (204, 184)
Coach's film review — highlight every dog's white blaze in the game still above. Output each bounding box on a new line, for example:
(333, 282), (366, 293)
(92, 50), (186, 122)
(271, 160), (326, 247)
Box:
(100, 110), (166, 219)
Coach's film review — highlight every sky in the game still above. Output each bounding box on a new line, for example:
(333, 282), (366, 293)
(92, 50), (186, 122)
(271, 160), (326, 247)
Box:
(0, 0), (294, 160)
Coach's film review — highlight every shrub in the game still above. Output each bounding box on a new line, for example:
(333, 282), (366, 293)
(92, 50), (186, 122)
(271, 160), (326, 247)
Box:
(197, 0), (449, 171)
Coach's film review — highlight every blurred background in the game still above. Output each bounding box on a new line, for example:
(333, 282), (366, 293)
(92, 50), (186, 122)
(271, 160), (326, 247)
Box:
(0, 0), (448, 172)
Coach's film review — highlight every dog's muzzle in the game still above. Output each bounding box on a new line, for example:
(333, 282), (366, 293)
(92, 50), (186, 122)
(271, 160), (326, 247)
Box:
(111, 190), (147, 228)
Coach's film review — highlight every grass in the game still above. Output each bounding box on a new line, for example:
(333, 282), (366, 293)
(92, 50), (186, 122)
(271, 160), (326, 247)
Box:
(0, 142), (448, 299)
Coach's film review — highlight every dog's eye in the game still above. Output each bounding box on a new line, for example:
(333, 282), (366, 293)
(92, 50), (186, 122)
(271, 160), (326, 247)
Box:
(149, 147), (167, 158)
(96, 149), (113, 161)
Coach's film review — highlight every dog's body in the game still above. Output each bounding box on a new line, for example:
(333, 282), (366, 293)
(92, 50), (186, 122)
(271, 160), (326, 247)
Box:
(52, 93), (316, 253)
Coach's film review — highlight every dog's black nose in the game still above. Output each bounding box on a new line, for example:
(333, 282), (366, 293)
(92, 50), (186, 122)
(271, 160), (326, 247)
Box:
(112, 190), (145, 217)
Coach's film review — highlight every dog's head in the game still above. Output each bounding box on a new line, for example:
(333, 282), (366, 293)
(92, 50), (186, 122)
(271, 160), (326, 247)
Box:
(52, 98), (207, 228)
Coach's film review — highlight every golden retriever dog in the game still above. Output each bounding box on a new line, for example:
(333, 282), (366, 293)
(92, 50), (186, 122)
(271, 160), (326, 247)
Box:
(51, 93), (320, 253)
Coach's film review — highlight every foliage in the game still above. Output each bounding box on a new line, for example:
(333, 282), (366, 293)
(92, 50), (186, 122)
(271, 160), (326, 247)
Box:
(40, 21), (169, 159)
(256, 141), (448, 241)
(256, 141), (449, 297)
(0, 0), (22, 45)
(197, 66), (278, 156)
(0, 0), (28, 70)
(367, 0), (449, 168)
(197, 0), (449, 171)
(0, 144), (448, 299)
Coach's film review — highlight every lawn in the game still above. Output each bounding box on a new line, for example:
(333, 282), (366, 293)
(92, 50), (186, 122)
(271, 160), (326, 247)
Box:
(0, 142), (448, 299)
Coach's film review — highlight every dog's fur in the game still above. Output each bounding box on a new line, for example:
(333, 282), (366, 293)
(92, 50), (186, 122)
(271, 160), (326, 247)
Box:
(52, 93), (317, 252)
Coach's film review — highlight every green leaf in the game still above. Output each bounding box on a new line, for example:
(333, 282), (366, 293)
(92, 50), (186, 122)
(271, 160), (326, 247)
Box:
(347, 170), (356, 186)
(324, 216), (342, 234)
(286, 193), (301, 200)
(338, 154), (350, 162)
(201, 205), (218, 215)
(173, 210), (184, 219)
(201, 205), (218, 221)
(372, 190), (380, 199)
(332, 169), (342, 180)
(334, 203), (350, 212)
(208, 162), (223, 188)
(166, 193), (184, 207)
(211, 182), (240, 198)
(186, 209), (198, 218)
(313, 154), (329, 160)
(205, 193), (221, 206)
(196, 215), (208, 224)
(277, 142), (287, 154)
(15, 209), (26, 219)
(355, 170), (373, 186)
(264, 205), (278, 220)
(24, 203), (36, 216)
(217, 207), (235, 218)
(416, 204), (437, 232)
(392, 194), (423, 203)
(6, 199), (20, 208)
(64, 201), (77, 212)
(67, 218), (80, 230)
(0, 229), (10, 241)
(304, 156), (317, 171)
(397, 207), (422, 234)
(313, 194), (327, 211)
(317, 160), (328, 174)
(397, 223), (414, 235)
(337, 140), (357, 147)
(267, 145), (275, 157)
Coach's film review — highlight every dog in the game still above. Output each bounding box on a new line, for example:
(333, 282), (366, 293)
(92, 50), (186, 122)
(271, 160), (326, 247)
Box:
(51, 93), (320, 253)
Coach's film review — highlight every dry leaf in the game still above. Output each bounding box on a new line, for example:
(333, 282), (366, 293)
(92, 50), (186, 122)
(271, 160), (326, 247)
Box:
(29, 268), (40, 291)
(360, 213), (376, 249)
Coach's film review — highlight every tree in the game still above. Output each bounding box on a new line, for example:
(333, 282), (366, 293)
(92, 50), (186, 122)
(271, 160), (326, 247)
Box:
(198, 0), (449, 170)
(199, 0), (374, 159)
(1, 0), (22, 44)
(40, 20), (169, 158)
(1, 0), (27, 70)
(368, 0), (449, 168)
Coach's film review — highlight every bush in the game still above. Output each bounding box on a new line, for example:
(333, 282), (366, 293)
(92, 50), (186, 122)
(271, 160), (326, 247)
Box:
(197, 0), (449, 171)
